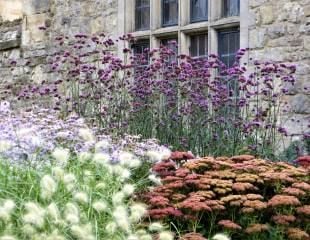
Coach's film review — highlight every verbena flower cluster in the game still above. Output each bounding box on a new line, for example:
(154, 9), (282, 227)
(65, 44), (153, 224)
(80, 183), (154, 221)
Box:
(0, 105), (170, 166)
(6, 32), (309, 158)
(142, 152), (310, 239)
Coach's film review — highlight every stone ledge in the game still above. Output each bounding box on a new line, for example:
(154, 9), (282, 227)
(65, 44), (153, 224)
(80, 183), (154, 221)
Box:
(0, 20), (22, 50)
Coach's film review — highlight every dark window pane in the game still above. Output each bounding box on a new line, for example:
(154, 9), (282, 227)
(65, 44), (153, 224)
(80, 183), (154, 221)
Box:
(190, 34), (208, 58)
(132, 40), (150, 66)
(218, 29), (240, 68)
(135, 0), (150, 30)
(161, 38), (178, 63)
(191, 0), (208, 22)
(223, 0), (240, 17)
(162, 0), (178, 27)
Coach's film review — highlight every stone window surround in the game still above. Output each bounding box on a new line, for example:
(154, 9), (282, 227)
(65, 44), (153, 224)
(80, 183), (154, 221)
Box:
(117, 0), (249, 60)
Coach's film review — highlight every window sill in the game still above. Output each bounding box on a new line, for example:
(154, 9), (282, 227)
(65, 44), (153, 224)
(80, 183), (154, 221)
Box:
(190, 18), (209, 24)
(180, 21), (209, 34)
(152, 26), (179, 37)
(132, 30), (151, 38)
(210, 16), (240, 29)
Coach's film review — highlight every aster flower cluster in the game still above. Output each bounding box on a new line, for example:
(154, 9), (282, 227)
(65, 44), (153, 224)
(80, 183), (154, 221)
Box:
(0, 139), (176, 240)
(0, 106), (170, 166)
(143, 152), (310, 239)
(6, 32), (308, 159)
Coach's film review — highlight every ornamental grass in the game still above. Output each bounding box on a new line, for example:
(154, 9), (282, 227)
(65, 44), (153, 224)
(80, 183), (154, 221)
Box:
(142, 152), (310, 240)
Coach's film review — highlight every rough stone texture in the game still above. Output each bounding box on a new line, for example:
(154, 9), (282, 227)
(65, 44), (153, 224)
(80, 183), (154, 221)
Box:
(0, 0), (23, 21)
(0, 20), (22, 50)
(0, 0), (118, 108)
(0, 0), (308, 141)
(249, 0), (310, 138)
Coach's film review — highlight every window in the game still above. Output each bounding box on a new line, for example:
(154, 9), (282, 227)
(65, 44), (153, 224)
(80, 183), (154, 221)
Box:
(218, 29), (240, 68)
(132, 40), (150, 66)
(190, 0), (208, 23)
(222, 0), (240, 17)
(161, 38), (178, 63)
(135, 0), (150, 30)
(162, 0), (178, 27)
(190, 34), (208, 58)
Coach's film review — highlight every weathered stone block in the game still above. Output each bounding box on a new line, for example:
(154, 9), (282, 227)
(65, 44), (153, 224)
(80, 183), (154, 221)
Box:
(249, 0), (268, 8)
(249, 28), (267, 48)
(23, 13), (48, 45)
(22, 0), (50, 15)
(31, 64), (48, 84)
(0, 29), (21, 50)
(279, 2), (305, 23)
(305, 5), (310, 17)
(304, 36), (310, 50)
(291, 94), (310, 114)
(267, 24), (286, 39)
(0, 21), (21, 50)
(260, 5), (274, 25)
(0, 0), (23, 21)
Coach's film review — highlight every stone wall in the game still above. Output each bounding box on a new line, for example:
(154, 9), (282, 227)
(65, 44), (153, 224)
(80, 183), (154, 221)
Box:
(0, 0), (118, 106)
(249, 0), (310, 138)
(0, 0), (309, 140)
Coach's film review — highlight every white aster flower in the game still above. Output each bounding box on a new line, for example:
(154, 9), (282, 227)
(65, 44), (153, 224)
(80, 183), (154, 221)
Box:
(212, 233), (231, 240)
(63, 173), (76, 192)
(92, 200), (108, 213)
(146, 151), (162, 162)
(0, 140), (12, 153)
(93, 153), (110, 166)
(40, 175), (57, 200)
(16, 128), (34, 138)
(119, 151), (134, 165)
(65, 203), (80, 224)
(46, 229), (66, 240)
(120, 168), (131, 181)
(160, 147), (171, 160)
(127, 235), (139, 240)
(0, 235), (16, 240)
(52, 167), (65, 181)
(148, 222), (164, 232)
(22, 224), (36, 236)
(129, 203), (147, 222)
(139, 235), (153, 240)
(113, 205), (130, 232)
(122, 184), (135, 196)
(136, 229), (147, 236)
(79, 128), (95, 142)
(73, 192), (88, 204)
(52, 148), (70, 166)
(112, 191), (125, 206)
(47, 202), (61, 224)
(0, 101), (10, 112)
(105, 221), (117, 235)
(78, 152), (92, 163)
(71, 224), (95, 240)
(148, 174), (162, 185)
(23, 202), (45, 228)
(158, 231), (174, 240)
(0, 199), (15, 222)
(95, 140), (110, 152)
(146, 148), (171, 162)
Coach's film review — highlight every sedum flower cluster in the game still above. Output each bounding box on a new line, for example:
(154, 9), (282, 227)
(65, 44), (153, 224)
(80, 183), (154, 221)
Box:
(143, 152), (310, 240)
